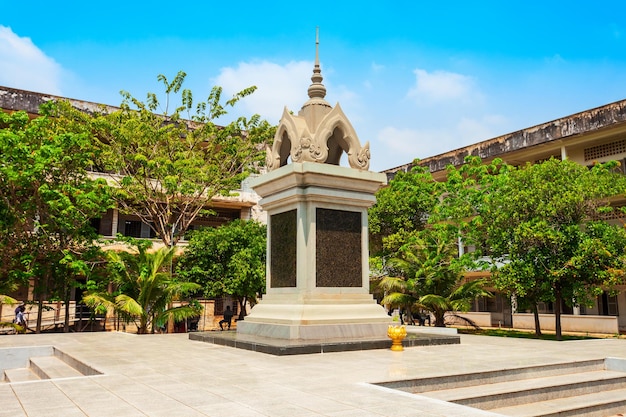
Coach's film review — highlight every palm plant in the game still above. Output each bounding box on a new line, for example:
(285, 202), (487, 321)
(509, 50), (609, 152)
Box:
(83, 241), (201, 334)
(379, 225), (491, 327)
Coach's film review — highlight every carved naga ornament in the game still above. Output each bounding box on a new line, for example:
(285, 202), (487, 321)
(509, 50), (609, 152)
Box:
(265, 30), (371, 172)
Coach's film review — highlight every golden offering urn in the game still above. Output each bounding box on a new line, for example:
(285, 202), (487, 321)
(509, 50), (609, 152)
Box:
(387, 325), (407, 351)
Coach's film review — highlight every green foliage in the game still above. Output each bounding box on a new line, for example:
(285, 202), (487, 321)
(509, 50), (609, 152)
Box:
(177, 219), (266, 318)
(369, 163), (440, 257)
(379, 225), (491, 327)
(458, 328), (597, 341)
(83, 241), (201, 334)
(76, 71), (275, 247)
(0, 104), (113, 331)
(467, 157), (626, 339)
(372, 161), (491, 327)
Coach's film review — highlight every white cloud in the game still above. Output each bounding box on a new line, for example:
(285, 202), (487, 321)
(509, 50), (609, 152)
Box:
(0, 26), (63, 94)
(376, 125), (458, 162)
(373, 113), (509, 170)
(407, 68), (476, 103)
(371, 62), (385, 73)
(457, 114), (508, 143)
(213, 60), (312, 124)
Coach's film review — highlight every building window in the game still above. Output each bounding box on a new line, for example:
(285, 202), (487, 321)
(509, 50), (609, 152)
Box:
(584, 139), (626, 161)
(124, 220), (142, 238)
(90, 218), (101, 234)
(148, 223), (157, 238)
(476, 294), (502, 312)
(598, 292), (619, 316)
(213, 297), (238, 316)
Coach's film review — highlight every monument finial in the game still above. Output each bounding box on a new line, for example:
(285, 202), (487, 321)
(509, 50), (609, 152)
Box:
(308, 27), (326, 99)
(315, 26), (320, 67)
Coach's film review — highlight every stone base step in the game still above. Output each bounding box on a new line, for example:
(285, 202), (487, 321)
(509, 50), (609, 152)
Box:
(3, 367), (40, 382)
(424, 370), (626, 409)
(490, 387), (626, 417)
(29, 356), (83, 380)
(377, 358), (626, 417)
(401, 359), (606, 394)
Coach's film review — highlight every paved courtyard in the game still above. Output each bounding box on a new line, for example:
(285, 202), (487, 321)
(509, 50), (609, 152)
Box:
(1, 331), (626, 416)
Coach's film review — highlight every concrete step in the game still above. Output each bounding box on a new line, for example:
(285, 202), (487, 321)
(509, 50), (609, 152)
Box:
(378, 359), (626, 416)
(490, 387), (626, 417)
(29, 355), (83, 380)
(3, 367), (40, 382)
(423, 370), (626, 409)
(393, 359), (606, 394)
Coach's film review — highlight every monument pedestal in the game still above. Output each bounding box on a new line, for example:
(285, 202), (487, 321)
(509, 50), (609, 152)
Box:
(237, 162), (392, 340)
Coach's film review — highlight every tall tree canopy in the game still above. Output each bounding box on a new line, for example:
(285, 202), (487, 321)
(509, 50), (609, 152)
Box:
(177, 219), (266, 319)
(371, 161), (489, 326)
(369, 163), (441, 257)
(79, 71), (274, 247)
(0, 103), (113, 332)
(469, 157), (626, 339)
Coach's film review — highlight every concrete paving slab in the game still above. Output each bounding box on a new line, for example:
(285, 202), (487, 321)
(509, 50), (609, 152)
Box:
(0, 332), (625, 416)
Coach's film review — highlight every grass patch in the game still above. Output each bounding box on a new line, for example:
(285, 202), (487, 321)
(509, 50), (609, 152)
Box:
(457, 328), (598, 341)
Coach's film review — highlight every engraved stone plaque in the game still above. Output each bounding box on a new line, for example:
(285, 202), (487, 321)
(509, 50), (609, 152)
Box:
(316, 208), (362, 287)
(270, 210), (297, 288)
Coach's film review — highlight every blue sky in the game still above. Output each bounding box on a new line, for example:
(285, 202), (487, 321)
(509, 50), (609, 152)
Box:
(3, 1), (626, 171)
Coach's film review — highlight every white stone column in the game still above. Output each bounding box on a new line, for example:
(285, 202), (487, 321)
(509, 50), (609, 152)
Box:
(111, 208), (119, 237)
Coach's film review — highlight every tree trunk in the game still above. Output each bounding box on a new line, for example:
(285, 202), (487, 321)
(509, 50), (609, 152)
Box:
(63, 287), (71, 333)
(532, 303), (542, 336)
(434, 310), (446, 327)
(139, 316), (148, 334)
(554, 285), (563, 341)
(34, 273), (45, 333)
(35, 296), (43, 333)
(237, 297), (247, 320)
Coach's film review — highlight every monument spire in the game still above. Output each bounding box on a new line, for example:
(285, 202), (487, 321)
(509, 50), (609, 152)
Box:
(265, 27), (371, 171)
(307, 27), (326, 99)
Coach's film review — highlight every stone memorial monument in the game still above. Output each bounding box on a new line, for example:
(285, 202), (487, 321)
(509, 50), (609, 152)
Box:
(236, 30), (392, 341)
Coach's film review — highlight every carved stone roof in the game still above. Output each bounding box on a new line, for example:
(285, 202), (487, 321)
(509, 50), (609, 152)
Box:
(265, 29), (370, 171)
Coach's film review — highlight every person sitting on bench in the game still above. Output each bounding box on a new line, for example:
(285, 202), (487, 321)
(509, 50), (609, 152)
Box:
(219, 306), (234, 330)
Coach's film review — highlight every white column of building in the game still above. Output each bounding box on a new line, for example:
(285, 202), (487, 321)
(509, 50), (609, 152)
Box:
(110, 209), (119, 237)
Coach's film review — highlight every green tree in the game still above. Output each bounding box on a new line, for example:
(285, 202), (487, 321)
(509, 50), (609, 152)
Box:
(477, 158), (626, 339)
(369, 163), (440, 257)
(82, 71), (274, 247)
(83, 240), (201, 334)
(379, 225), (490, 327)
(0, 105), (113, 332)
(177, 219), (266, 320)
